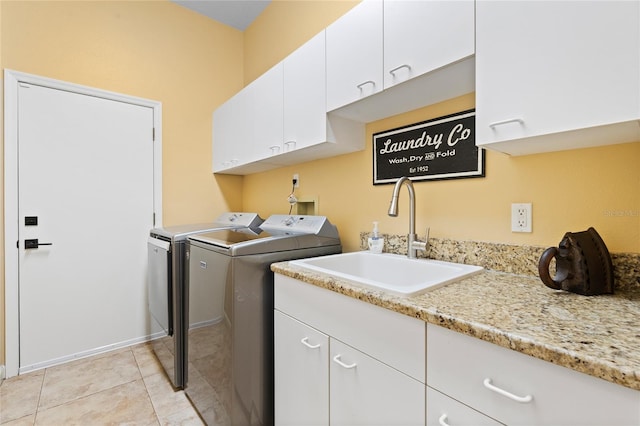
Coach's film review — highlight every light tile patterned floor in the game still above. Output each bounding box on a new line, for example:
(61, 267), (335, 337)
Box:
(0, 343), (204, 425)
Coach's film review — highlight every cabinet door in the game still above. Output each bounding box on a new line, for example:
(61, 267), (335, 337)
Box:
(212, 90), (249, 172)
(330, 339), (425, 426)
(274, 311), (329, 426)
(283, 31), (327, 152)
(427, 387), (501, 426)
(248, 62), (284, 161)
(212, 96), (235, 172)
(476, 1), (640, 151)
(384, 0), (474, 89)
(326, 0), (383, 111)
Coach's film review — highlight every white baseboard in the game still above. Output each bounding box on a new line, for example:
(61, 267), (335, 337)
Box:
(17, 334), (161, 375)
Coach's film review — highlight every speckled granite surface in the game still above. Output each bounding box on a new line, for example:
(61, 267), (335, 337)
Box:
(272, 241), (640, 392)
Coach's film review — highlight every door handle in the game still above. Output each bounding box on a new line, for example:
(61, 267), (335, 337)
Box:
(24, 239), (53, 249)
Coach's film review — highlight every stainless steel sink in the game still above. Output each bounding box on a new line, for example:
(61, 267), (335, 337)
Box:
(290, 251), (483, 296)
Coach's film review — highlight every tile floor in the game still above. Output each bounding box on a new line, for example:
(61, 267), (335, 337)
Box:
(0, 343), (205, 425)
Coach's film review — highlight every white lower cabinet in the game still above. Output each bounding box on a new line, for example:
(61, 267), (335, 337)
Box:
(275, 275), (640, 425)
(427, 324), (640, 425)
(274, 274), (425, 426)
(274, 311), (328, 426)
(427, 387), (501, 426)
(330, 338), (425, 426)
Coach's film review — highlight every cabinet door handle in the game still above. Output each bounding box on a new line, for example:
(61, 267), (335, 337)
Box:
(269, 145), (281, 154)
(284, 141), (296, 152)
(483, 378), (533, 403)
(388, 64), (412, 75)
(356, 80), (376, 90)
(332, 354), (357, 369)
(300, 337), (321, 349)
(488, 118), (524, 128)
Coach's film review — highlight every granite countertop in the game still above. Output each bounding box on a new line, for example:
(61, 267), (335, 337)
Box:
(271, 260), (640, 392)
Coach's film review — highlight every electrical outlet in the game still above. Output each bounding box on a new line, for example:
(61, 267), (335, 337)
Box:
(511, 203), (532, 232)
(293, 173), (299, 188)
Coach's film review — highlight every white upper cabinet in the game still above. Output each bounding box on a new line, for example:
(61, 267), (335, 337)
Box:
(213, 30), (363, 175)
(283, 31), (328, 152)
(213, 0), (478, 174)
(212, 64), (287, 174)
(383, 0), (474, 90)
(212, 89), (248, 172)
(326, 0), (384, 112)
(248, 62), (284, 161)
(326, 0), (475, 122)
(476, 0), (640, 155)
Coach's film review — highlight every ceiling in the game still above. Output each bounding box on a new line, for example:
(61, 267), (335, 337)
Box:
(171, 0), (271, 31)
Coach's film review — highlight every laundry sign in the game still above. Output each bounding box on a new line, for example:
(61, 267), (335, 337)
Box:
(373, 109), (484, 184)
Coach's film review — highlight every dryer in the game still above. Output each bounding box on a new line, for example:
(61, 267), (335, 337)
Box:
(147, 212), (263, 389)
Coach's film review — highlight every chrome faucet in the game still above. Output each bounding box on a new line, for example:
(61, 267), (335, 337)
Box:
(388, 176), (428, 259)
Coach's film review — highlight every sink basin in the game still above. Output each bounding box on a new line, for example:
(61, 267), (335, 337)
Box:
(290, 252), (483, 297)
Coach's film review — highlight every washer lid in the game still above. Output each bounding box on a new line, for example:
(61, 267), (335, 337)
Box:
(150, 212), (263, 241)
(188, 228), (268, 248)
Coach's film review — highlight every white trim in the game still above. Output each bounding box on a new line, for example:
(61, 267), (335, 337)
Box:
(3, 69), (163, 378)
(18, 332), (165, 375)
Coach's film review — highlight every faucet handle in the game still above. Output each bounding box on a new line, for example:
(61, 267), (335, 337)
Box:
(412, 240), (427, 252)
(410, 227), (429, 254)
(413, 227), (430, 251)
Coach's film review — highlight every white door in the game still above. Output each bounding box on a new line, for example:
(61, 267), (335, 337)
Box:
(16, 82), (155, 371)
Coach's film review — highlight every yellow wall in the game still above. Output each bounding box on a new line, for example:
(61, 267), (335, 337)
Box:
(242, 1), (640, 255)
(0, 0), (245, 370)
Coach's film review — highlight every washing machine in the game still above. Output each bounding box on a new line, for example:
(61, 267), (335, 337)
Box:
(185, 215), (341, 426)
(147, 212), (263, 389)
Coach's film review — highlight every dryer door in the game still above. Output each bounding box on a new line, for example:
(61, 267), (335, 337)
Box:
(148, 237), (172, 335)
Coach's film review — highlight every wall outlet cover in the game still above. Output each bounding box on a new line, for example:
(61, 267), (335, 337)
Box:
(511, 203), (532, 233)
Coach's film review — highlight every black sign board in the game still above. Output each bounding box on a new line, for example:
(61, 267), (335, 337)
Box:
(373, 109), (484, 184)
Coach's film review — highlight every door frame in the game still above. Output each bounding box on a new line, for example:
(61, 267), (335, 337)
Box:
(3, 69), (163, 378)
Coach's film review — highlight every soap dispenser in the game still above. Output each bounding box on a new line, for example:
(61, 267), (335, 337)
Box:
(367, 221), (384, 254)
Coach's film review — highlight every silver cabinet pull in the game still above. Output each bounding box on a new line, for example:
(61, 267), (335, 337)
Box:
(388, 64), (412, 75)
(356, 80), (376, 90)
(488, 118), (524, 128)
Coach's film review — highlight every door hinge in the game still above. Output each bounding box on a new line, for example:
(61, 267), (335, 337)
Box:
(152, 127), (155, 142)
(153, 212), (156, 227)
